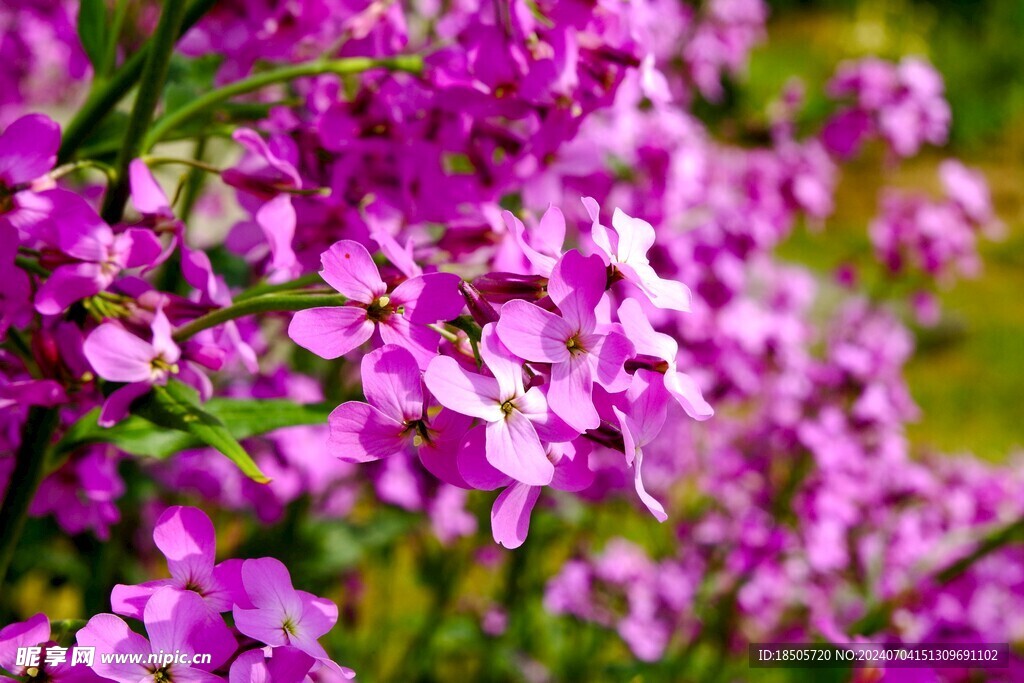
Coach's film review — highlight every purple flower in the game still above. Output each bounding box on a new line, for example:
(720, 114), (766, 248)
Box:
(228, 647), (315, 683)
(327, 344), (470, 479)
(613, 370), (671, 522)
(33, 190), (162, 315)
(232, 558), (353, 678)
(617, 297), (713, 420)
(77, 587), (237, 682)
(583, 197), (693, 311)
(0, 113), (59, 196)
(496, 250), (634, 431)
(459, 431), (594, 548)
(30, 447), (124, 540)
(111, 506), (245, 620)
(83, 307), (182, 426)
(0, 613), (101, 681)
(288, 240), (464, 367)
(223, 129), (303, 283)
(425, 325), (573, 486)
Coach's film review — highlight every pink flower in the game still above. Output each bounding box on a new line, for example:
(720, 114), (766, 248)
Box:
(228, 647), (315, 683)
(459, 431), (594, 548)
(0, 613), (101, 681)
(33, 190), (162, 315)
(288, 240), (464, 368)
(496, 250), (634, 431)
(425, 325), (574, 486)
(83, 308), (182, 426)
(613, 370), (672, 522)
(617, 297), (713, 420)
(232, 558), (353, 678)
(77, 587), (236, 682)
(582, 197), (693, 311)
(327, 344), (471, 485)
(111, 506), (245, 620)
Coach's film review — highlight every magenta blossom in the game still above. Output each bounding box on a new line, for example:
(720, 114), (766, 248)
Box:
(459, 431), (594, 548)
(34, 190), (161, 315)
(232, 557), (353, 678)
(582, 197), (693, 311)
(77, 587), (236, 682)
(83, 307), (182, 426)
(613, 370), (672, 522)
(617, 297), (713, 420)
(497, 250), (634, 432)
(288, 240), (464, 368)
(111, 506), (245, 620)
(0, 114), (61, 238)
(228, 646), (315, 683)
(0, 613), (101, 682)
(425, 325), (574, 486)
(327, 344), (471, 484)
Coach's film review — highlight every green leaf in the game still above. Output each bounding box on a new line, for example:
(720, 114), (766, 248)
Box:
(132, 381), (270, 483)
(58, 395), (333, 460)
(77, 0), (108, 70)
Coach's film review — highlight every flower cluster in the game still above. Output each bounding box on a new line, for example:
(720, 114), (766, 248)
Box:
(870, 159), (1002, 284)
(823, 56), (952, 158)
(289, 200), (712, 548)
(0, 506), (350, 682)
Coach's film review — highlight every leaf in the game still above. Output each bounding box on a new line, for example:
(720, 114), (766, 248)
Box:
(77, 0), (108, 70)
(55, 390), (334, 473)
(131, 381), (270, 483)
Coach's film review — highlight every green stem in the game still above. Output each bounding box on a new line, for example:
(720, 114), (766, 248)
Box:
(235, 272), (325, 301)
(143, 55), (423, 151)
(101, 0), (190, 225)
(57, 0), (216, 164)
(14, 255), (50, 277)
(172, 292), (348, 342)
(99, 0), (131, 78)
(0, 407), (60, 591)
(142, 154), (222, 175)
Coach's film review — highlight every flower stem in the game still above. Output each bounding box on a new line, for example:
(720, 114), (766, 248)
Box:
(100, 0), (191, 225)
(0, 407), (60, 590)
(57, 0), (216, 164)
(235, 272), (325, 301)
(172, 292), (348, 342)
(142, 55), (423, 151)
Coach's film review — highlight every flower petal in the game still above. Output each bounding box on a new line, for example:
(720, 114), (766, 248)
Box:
(549, 353), (599, 432)
(84, 324), (156, 382)
(491, 483), (541, 549)
(319, 240), (386, 303)
(485, 412), (553, 486)
(495, 300), (572, 364)
(0, 114), (59, 185)
(288, 306), (374, 360)
(456, 426), (511, 490)
(424, 356), (503, 421)
(665, 370), (714, 421)
(327, 402), (407, 462)
(76, 613), (151, 681)
(153, 506), (216, 588)
(360, 344), (424, 423)
(391, 272), (464, 324)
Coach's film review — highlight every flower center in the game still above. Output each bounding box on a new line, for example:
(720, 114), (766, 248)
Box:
(565, 334), (586, 355)
(500, 399), (515, 416)
(366, 295), (392, 322)
(282, 616), (298, 636)
(151, 357), (179, 378)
